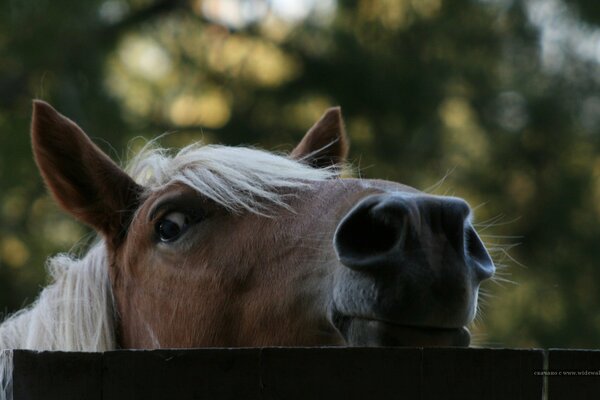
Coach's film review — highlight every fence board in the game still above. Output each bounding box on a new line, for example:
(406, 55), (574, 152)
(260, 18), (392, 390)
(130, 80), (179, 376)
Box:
(102, 349), (261, 400)
(13, 351), (102, 400)
(260, 347), (421, 400)
(422, 348), (543, 400)
(11, 347), (549, 400)
(548, 349), (600, 400)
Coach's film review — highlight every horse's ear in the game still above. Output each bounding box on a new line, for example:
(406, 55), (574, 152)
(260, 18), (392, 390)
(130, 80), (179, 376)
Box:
(31, 100), (142, 242)
(291, 107), (349, 169)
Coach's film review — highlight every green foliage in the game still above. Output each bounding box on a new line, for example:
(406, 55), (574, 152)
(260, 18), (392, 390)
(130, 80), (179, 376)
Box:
(2, 0), (600, 348)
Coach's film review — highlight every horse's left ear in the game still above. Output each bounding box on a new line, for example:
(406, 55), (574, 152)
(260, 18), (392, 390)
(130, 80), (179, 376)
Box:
(31, 100), (142, 243)
(291, 107), (349, 168)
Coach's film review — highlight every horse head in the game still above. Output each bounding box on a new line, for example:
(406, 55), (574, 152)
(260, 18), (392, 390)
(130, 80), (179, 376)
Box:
(30, 100), (494, 348)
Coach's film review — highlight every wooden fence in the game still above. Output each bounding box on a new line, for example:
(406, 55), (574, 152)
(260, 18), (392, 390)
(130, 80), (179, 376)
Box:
(10, 348), (600, 399)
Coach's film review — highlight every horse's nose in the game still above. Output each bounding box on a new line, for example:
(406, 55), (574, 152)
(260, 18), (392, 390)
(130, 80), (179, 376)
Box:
(334, 194), (494, 281)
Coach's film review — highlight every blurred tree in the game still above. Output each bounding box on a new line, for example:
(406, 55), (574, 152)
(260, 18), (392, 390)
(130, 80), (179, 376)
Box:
(2, 0), (600, 348)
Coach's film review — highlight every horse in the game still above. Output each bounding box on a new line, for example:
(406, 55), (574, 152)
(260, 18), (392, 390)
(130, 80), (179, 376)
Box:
(0, 100), (494, 397)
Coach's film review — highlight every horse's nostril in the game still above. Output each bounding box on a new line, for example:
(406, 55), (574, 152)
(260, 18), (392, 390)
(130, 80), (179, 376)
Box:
(465, 227), (495, 280)
(334, 198), (405, 270)
(335, 194), (495, 281)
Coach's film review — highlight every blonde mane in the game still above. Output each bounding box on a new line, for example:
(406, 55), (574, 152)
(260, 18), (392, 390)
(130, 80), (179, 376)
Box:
(0, 142), (335, 400)
(129, 142), (337, 214)
(0, 243), (114, 400)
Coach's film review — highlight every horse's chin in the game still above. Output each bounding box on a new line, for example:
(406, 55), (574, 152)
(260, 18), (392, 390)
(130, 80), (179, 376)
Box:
(333, 315), (471, 347)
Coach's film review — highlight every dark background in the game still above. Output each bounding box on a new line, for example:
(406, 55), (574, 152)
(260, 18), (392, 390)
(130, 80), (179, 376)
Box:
(2, 0), (600, 348)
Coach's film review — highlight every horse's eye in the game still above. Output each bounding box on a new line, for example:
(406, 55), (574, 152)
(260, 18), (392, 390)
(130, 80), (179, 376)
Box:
(156, 212), (189, 242)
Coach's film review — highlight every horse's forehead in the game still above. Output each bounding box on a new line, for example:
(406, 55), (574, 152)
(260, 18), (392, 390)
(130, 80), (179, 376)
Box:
(352, 178), (420, 193)
(120, 178), (422, 252)
(134, 178), (421, 216)
(310, 178), (422, 198)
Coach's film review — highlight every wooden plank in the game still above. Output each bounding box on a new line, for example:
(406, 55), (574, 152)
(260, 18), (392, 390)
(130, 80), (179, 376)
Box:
(421, 348), (544, 400)
(13, 350), (102, 400)
(102, 348), (261, 400)
(10, 348), (553, 400)
(548, 349), (600, 400)
(260, 347), (421, 400)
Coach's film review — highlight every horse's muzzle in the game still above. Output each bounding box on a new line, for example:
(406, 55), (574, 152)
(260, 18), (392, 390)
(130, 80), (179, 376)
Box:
(331, 193), (494, 347)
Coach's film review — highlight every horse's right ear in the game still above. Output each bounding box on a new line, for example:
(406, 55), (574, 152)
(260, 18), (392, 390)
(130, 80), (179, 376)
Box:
(31, 100), (142, 243)
(291, 107), (349, 169)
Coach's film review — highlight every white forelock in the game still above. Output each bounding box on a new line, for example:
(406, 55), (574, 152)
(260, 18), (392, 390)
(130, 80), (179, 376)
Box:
(128, 142), (337, 214)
